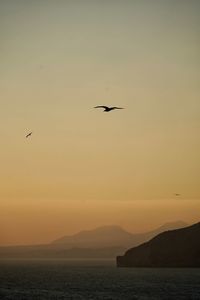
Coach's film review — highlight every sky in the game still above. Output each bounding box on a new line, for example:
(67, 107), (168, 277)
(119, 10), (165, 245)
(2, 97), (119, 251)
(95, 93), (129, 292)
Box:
(0, 0), (200, 245)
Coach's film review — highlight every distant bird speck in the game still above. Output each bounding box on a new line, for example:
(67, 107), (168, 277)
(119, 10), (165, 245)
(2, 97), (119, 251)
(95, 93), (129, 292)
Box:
(94, 105), (124, 112)
(26, 132), (32, 138)
(174, 193), (181, 196)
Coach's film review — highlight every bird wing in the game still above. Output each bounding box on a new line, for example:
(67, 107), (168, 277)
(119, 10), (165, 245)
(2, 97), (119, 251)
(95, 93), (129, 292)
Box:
(26, 132), (32, 138)
(94, 105), (109, 109)
(113, 107), (124, 109)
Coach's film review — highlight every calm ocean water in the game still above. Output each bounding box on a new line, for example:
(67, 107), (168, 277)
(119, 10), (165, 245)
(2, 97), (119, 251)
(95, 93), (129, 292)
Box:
(0, 259), (200, 300)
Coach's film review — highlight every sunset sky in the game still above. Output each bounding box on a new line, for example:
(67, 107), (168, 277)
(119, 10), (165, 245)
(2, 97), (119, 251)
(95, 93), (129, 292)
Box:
(0, 0), (200, 246)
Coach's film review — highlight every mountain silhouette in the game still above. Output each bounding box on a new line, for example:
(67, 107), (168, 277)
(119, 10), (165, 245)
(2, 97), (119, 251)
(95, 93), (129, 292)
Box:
(52, 225), (134, 248)
(117, 222), (200, 267)
(52, 221), (187, 249)
(0, 221), (188, 259)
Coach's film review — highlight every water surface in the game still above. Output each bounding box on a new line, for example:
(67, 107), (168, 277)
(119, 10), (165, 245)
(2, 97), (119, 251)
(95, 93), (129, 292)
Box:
(0, 260), (199, 299)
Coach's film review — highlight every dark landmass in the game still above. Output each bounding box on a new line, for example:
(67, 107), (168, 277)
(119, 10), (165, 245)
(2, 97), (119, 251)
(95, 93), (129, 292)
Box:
(117, 222), (200, 267)
(0, 221), (187, 259)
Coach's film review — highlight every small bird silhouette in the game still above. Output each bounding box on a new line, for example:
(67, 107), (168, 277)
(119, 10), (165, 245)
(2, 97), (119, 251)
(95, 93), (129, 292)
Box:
(174, 193), (181, 196)
(26, 132), (32, 138)
(94, 105), (124, 112)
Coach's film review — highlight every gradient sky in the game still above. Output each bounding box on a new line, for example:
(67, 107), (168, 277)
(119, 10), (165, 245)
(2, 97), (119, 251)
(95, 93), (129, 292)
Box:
(0, 0), (200, 245)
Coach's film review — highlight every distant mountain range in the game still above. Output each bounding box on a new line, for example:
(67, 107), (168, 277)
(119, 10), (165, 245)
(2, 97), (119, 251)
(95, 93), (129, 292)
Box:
(52, 221), (187, 249)
(117, 222), (200, 267)
(0, 221), (187, 259)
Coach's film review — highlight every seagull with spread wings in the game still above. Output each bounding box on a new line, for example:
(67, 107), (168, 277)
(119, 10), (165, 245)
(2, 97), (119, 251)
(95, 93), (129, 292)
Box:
(94, 105), (124, 112)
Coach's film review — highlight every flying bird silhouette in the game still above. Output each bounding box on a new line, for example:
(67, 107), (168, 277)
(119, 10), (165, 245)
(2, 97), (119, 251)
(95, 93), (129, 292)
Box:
(94, 105), (124, 112)
(174, 193), (181, 196)
(26, 132), (32, 138)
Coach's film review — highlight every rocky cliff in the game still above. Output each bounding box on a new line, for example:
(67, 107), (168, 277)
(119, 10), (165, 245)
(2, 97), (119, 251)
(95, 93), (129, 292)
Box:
(117, 222), (200, 267)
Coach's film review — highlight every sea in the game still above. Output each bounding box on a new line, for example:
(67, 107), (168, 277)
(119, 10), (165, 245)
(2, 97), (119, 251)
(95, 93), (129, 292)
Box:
(0, 259), (200, 300)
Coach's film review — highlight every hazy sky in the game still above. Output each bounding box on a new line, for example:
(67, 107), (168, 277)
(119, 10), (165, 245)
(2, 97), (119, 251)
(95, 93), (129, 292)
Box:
(0, 0), (200, 245)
